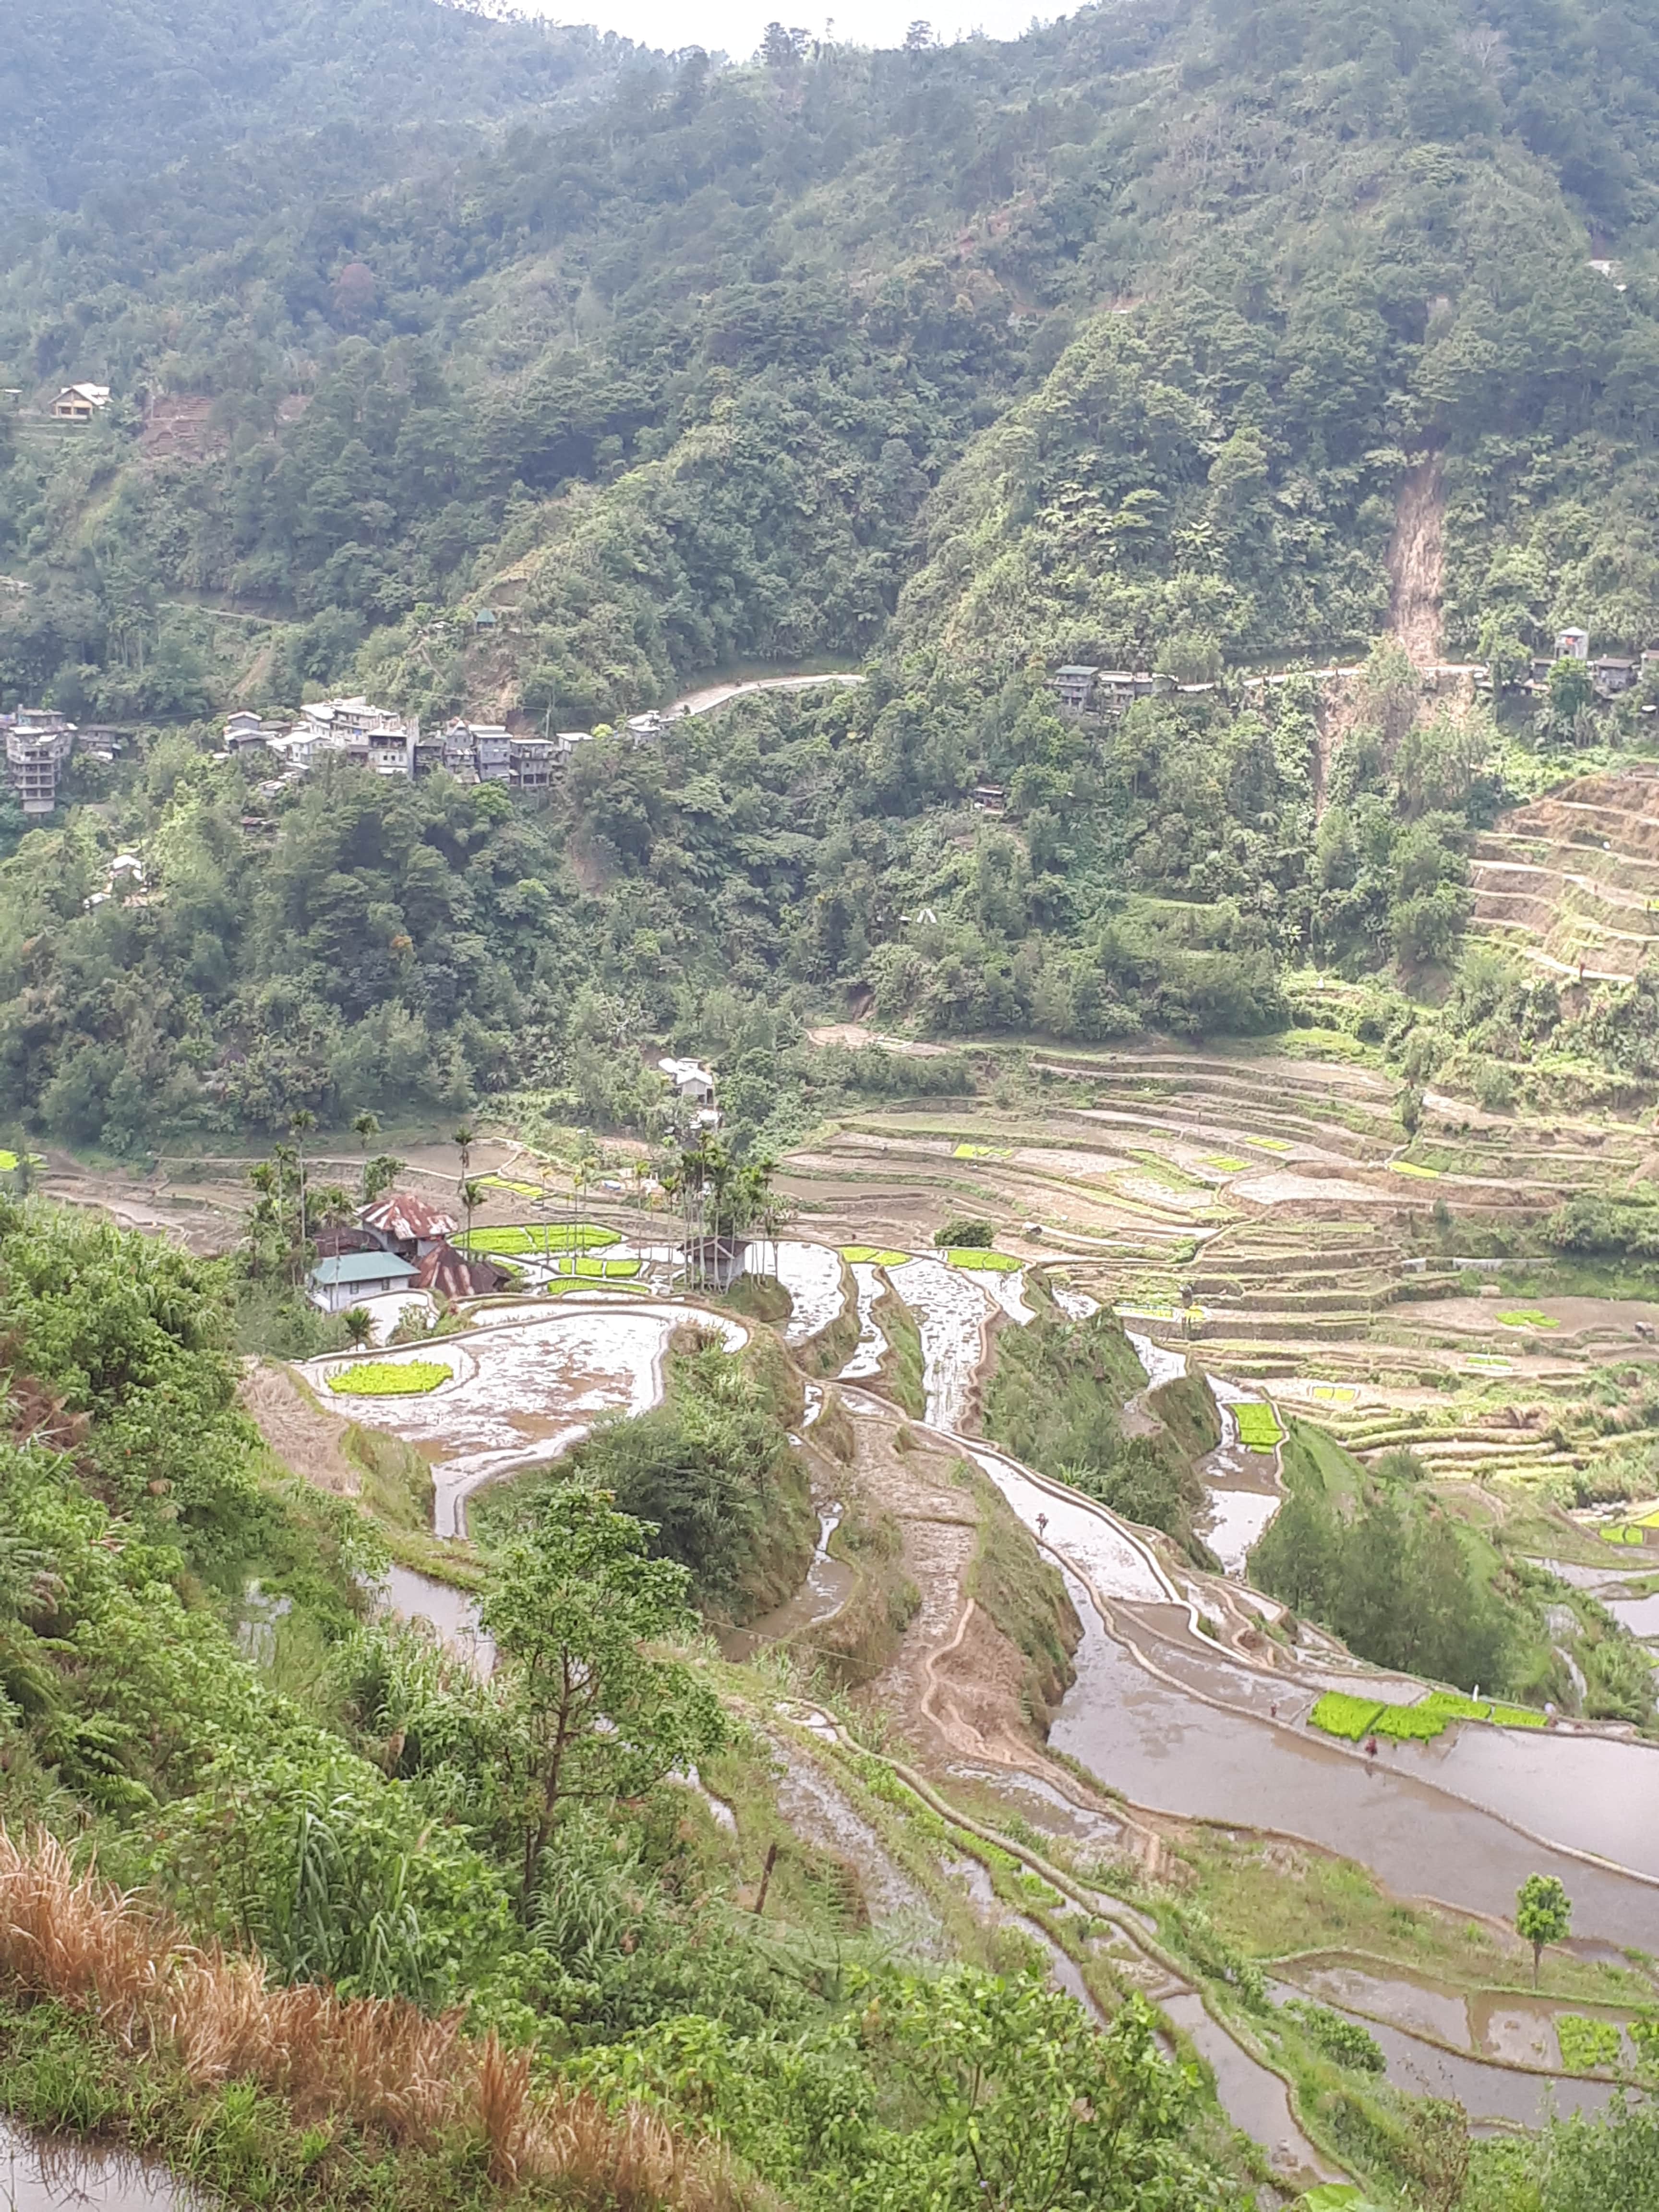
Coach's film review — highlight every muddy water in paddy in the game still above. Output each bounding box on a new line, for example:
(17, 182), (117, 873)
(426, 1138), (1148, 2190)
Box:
(309, 1303), (744, 1536)
(772, 1240), (847, 1344)
(1159, 1994), (1339, 2186)
(378, 1563), (495, 1673)
(1266, 1978), (1615, 2130)
(1048, 1610), (1659, 1944)
(886, 1258), (991, 1429)
(719, 1508), (854, 1662)
(1196, 1372), (1283, 1575)
(0, 2123), (192, 2212)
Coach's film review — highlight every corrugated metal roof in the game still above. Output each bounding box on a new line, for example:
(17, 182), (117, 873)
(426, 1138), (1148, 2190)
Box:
(360, 1194), (457, 1241)
(308, 1252), (418, 1287)
(414, 1242), (509, 1299)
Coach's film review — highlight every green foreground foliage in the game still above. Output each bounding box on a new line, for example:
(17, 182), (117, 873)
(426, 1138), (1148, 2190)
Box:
(0, 1196), (1252, 2208)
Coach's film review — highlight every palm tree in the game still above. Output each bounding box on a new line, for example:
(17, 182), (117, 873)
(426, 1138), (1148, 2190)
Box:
(289, 1108), (317, 1257)
(453, 1123), (475, 1181)
(271, 1141), (300, 1275)
(341, 1306), (373, 1350)
(352, 1110), (380, 1152)
(461, 1177), (487, 1250)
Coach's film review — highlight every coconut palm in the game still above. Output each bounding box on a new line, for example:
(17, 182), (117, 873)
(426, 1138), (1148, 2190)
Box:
(341, 1306), (373, 1350)
(288, 1108), (317, 1255)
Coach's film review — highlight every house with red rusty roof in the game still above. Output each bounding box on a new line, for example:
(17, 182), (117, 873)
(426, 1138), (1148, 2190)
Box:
(358, 1193), (457, 1261)
(414, 1241), (513, 1302)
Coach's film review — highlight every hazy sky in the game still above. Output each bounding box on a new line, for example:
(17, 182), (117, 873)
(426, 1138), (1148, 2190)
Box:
(529, 0), (1051, 61)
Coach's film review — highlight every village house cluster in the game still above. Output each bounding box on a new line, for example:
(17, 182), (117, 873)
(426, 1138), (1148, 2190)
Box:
(224, 698), (669, 787)
(1048, 628), (1659, 721)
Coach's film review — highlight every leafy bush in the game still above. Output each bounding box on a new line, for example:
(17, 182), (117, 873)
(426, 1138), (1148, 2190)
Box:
(936, 1219), (993, 1247)
(1282, 1999), (1386, 2074)
(327, 1360), (451, 1395)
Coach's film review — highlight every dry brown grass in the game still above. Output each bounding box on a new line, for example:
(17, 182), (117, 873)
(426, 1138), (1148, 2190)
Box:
(0, 1829), (743, 2208)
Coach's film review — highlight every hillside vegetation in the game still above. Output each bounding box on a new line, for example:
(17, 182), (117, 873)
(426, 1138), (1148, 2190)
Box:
(5, 0), (1659, 1154)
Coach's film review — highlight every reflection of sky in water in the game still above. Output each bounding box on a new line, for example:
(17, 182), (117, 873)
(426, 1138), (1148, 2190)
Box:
(1049, 1594), (1659, 1944)
(887, 1258), (991, 1430)
(1201, 1488), (1281, 1574)
(772, 1241), (847, 1343)
(838, 1263), (889, 1379)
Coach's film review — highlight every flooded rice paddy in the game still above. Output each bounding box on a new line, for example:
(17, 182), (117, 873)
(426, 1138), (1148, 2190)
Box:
(965, 1442), (1172, 1605)
(772, 1240), (848, 1344)
(719, 1506), (853, 1661)
(1197, 1373), (1284, 1575)
(886, 1258), (991, 1429)
(377, 1562), (495, 1673)
(1047, 1603), (1659, 1944)
(309, 1303), (744, 1536)
(1159, 1994), (1340, 2185)
(1267, 1970), (1618, 2129)
(838, 1262), (890, 1380)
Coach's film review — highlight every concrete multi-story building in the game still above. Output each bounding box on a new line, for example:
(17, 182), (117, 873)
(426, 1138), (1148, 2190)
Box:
(1, 710), (76, 814)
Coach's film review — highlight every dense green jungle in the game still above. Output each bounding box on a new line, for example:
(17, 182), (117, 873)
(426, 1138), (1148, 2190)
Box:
(3, 3), (1659, 2211)
(8, 0), (1659, 1154)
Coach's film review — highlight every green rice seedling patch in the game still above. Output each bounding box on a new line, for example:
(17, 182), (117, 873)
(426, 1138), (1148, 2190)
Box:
(457, 1222), (620, 1256)
(1245, 1136), (1294, 1154)
(1234, 1403), (1284, 1450)
(1309, 1693), (1385, 1741)
(943, 1249), (1022, 1272)
(1464, 1354), (1513, 1374)
(544, 1255), (641, 1279)
(1310, 1689), (1544, 1743)
(1498, 1309), (1558, 1329)
(1370, 1702), (1449, 1742)
(840, 1246), (911, 1267)
(1556, 2015), (1623, 2073)
(1128, 1149), (1209, 1190)
(328, 1359), (452, 1396)
(0, 1151), (45, 1172)
(952, 1142), (1011, 1160)
(1388, 1159), (1442, 1179)
(1308, 1383), (1359, 1404)
(1115, 1301), (1206, 1324)
(475, 1172), (544, 1197)
(1202, 1155), (1249, 1172)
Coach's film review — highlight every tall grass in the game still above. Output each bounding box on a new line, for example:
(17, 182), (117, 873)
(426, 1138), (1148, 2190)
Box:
(0, 1828), (738, 2209)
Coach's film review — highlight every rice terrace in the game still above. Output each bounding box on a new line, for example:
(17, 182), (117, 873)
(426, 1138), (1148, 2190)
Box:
(6, 0), (1659, 2208)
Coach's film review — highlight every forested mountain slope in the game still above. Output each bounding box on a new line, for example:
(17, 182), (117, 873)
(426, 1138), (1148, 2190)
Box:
(6, 0), (1659, 1153)
(8, 0), (1659, 726)
(0, 0), (626, 231)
